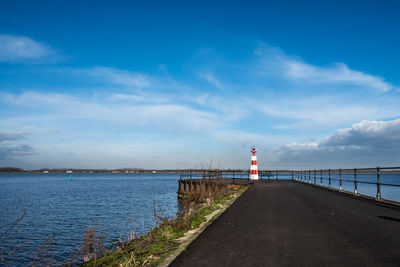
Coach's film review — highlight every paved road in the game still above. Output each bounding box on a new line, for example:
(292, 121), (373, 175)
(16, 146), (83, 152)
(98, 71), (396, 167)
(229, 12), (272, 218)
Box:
(171, 180), (400, 267)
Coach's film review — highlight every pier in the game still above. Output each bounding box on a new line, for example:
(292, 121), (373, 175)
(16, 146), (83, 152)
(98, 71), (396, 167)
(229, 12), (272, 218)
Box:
(172, 170), (400, 266)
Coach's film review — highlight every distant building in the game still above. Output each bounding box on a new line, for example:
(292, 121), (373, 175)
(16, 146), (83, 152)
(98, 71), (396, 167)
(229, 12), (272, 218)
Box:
(152, 170), (157, 173)
(112, 171), (120, 173)
(66, 170), (73, 173)
(43, 171), (49, 173)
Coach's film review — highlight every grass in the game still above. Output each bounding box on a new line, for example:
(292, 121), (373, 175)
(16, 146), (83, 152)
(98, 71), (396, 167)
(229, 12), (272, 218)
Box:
(81, 182), (247, 267)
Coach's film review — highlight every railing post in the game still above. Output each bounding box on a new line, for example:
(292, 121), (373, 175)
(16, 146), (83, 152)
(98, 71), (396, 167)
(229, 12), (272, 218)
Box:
(328, 169), (331, 187)
(354, 168), (358, 194)
(339, 169), (342, 191)
(276, 170), (278, 181)
(376, 167), (381, 199)
(314, 170), (316, 184)
(320, 170), (323, 186)
(233, 170), (235, 184)
(308, 170), (310, 183)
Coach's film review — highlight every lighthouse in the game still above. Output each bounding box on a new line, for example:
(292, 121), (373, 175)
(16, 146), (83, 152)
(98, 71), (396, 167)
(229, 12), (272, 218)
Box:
(250, 145), (259, 180)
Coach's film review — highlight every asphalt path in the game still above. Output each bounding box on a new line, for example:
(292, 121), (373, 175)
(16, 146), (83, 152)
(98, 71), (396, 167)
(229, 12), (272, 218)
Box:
(170, 180), (400, 267)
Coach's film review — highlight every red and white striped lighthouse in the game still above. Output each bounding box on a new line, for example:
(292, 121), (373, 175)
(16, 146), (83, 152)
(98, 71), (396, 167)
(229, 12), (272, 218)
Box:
(250, 145), (259, 180)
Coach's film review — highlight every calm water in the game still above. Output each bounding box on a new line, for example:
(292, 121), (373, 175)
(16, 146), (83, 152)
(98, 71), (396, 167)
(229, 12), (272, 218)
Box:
(0, 173), (179, 266)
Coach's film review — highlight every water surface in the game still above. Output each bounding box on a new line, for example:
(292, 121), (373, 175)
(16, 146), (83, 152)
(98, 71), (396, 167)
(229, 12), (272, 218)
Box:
(0, 173), (179, 266)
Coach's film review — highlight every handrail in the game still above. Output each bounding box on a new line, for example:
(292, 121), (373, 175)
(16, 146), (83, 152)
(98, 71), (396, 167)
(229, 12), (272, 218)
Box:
(291, 166), (400, 201)
(179, 166), (400, 201)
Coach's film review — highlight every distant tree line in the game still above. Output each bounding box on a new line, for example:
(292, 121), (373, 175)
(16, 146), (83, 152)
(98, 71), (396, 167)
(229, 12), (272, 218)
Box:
(0, 167), (25, 172)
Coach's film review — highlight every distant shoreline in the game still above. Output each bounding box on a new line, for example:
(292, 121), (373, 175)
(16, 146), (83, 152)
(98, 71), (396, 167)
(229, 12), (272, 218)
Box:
(1, 167), (400, 175)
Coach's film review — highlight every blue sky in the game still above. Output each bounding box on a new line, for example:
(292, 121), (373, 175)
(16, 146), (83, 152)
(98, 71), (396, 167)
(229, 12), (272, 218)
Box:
(1, 0), (400, 169)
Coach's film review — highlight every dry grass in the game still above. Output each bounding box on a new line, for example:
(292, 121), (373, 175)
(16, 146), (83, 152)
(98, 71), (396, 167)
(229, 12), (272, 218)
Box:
(81, 178), (241, 267)
(31, 234), (57, 267)
(0, 210), (26, 266)
(81, 226), (107, 263)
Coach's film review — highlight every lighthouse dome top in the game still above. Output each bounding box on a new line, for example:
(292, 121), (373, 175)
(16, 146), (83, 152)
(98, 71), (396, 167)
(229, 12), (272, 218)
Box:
(250, 145), (257, 153)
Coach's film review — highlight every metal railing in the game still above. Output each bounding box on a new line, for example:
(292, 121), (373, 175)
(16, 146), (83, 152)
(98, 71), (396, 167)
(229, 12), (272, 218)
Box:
(179, 167), (400, 201)
(292, 167), (400, 200)
(179, 170), (251, 185)
(180, 170), (285, 180)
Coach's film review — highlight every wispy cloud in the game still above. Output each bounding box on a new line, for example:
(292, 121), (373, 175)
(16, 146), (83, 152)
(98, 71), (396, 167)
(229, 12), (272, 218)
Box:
(285, 61), (392, 93)
(256, 95), (399, 129)
(255, 45), (394, 93)
(76, 66), (153, 88)
(239, 45), (400, 129)
(202, 73), (223, 89)
(0, 91), (231, 132)
(0, 34), (60, 63)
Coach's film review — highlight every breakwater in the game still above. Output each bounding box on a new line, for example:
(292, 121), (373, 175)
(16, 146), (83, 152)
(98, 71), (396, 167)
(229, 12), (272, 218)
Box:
(171, 180), (400, 266)
(178, 167), (400, 203)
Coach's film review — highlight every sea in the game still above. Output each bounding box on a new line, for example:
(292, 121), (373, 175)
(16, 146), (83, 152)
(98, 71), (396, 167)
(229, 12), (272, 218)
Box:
(0, 172), (399, 266)
(0, 173), (180, 266)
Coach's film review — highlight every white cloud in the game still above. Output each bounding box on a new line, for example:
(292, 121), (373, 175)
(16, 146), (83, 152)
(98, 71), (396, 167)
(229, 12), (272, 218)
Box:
(212, 129), (291, 146)
(0, 34), (59, 63)
(256, 45), (394, 93)
(202, 73), (223, 89)
(256, 96), (399, 128)
(273, 119), (400, 168)
(83, 66), (152, 88)
(287, 61), (391, 93)
(322, 119), (400, 147)
(0, 91), (228, 132)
